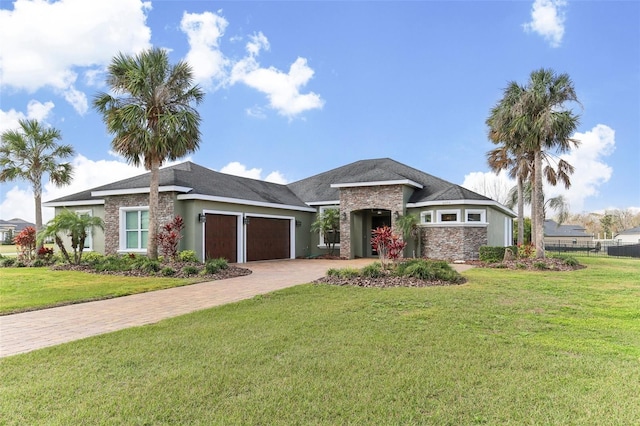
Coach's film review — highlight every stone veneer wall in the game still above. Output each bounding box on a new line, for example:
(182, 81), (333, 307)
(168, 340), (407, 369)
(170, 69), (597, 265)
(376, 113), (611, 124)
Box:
(339, 185), (405, 259)
(421, 226), (487, 260)
(104, 192), (177, 255)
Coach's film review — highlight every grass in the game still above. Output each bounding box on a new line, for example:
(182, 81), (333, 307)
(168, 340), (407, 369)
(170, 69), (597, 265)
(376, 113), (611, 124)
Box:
(0, 268), (201, 314)
(1, 257), (639, 424)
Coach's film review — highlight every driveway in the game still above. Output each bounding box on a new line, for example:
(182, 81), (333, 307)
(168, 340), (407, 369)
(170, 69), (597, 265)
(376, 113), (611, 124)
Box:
(0, 258), (473, 358)
(0, 258), (376, 357)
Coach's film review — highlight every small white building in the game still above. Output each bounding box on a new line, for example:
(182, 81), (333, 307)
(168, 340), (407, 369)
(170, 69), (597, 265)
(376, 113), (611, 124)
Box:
(613, 227), (640, 244)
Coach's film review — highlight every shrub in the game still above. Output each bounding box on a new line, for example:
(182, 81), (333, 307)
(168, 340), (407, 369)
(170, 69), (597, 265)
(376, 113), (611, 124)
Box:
(14, 226), (36, 262)
(31, 258), (46, 267)
(361, 262), (384, 278)
(37, 246), (54, 261)
(398, 259), (464, 284)
(338, 268), (360, 279)
(82, 252), (104, 266)
(157, 216), (184, 261)
(182, 265), (200, 276)
(94, 255), (133, 272)
(326, 268), (341, 277)
(371, 226), (406, 268)
(178, 250), (199, 263)
(551, 254), (580, 267)
(2, 258), (16, 267)
(479, 246), (518, 263)
(205, 258), (228, 274)
(533, 261), (548, 270)
(517, 243), (535, 259)
(161, 267), (176, 277)
(140, 259), (161, 274)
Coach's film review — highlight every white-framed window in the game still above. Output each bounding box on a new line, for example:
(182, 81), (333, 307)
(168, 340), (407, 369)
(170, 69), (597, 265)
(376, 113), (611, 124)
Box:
(437, 209), (461, 223)
(75, 209), (93, 251)
(465, 209), (486, 223)
(420, 211), (433, 224)
(318, 206), (340, 248)
(120, 207), (149, 251)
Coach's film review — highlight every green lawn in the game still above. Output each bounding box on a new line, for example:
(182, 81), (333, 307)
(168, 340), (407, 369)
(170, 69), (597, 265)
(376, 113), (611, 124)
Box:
(0, 268), (201, 314)
(1, 257), (639, 424)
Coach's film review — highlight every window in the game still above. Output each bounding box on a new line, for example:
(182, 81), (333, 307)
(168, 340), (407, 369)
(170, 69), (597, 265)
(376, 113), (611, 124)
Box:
(76, 209), (93, 251)
(121, 208), (149, 250)
(437, 209), (460, 223)
(420, 211), (432, 224)
(466, 209), (486, 223)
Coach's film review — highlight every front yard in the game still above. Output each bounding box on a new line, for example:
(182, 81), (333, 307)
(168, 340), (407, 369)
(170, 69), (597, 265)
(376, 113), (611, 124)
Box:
(1, 257), (638, 424)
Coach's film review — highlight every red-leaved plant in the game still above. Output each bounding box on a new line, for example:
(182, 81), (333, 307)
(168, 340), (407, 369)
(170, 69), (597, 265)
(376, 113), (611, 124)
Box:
(14, 226), (37, 262)
(157, 216), (185, 261)
(371, 226), (406, 268)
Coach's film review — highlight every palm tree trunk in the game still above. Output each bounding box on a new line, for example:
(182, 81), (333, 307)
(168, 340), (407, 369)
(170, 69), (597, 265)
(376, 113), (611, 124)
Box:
(34, 180), (44, 250)
(147, 159), (160, 260)
(533, 150), (545, 258)
(517, 174), (524, 246)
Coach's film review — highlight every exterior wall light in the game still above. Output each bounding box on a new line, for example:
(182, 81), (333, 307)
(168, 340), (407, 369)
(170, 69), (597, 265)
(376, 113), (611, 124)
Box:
(198, 213), (206, 223)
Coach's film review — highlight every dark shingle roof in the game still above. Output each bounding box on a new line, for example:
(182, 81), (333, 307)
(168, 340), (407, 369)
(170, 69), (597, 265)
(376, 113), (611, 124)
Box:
(287, 158), (492, 204)
(47, 162), (309, 208)
(544, 220), (592, 238)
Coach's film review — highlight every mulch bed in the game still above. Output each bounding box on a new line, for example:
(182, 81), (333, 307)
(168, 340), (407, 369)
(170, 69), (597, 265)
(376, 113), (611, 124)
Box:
(51, 262), (252, 280)
(466, 257), (586, 271)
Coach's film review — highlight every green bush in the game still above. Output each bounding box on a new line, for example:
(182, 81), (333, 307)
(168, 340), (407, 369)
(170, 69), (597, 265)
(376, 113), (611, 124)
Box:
(94, 255), (133, 272)
(479, 246), (518, 263)
(178, 250), (199, 263)
(161, 267), (176, 277)
(361, 262), (384, 278)
(326, 268), (341, 277)
(31, 259), (46, 268)
(82, 252), (104, 266)
(339, 268), (360, 279)
(140, 259), (161, 274)
(397, 259), (465, 284)
(182, 265), (200, 276)
(551, 254), (581, 267)
(534, 261), (548, 270)
(205, 258), (228, 274)
(1, 258), (16, 267)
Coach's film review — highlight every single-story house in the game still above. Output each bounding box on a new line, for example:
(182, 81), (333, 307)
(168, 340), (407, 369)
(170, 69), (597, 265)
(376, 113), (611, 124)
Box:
(44, 158), (516, 262)
(0, 218), (35, 243)
(543, 219), (593, 246)
(613, 227), (640, 244)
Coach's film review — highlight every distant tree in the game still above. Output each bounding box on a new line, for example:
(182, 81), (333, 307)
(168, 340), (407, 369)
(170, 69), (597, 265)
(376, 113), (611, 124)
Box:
(38, 210), (104, 264)
(311, 208), (341, 256)
(93, 47), (204, 260)
(513, 218), (532, 245)
(0, 119), (75, 243)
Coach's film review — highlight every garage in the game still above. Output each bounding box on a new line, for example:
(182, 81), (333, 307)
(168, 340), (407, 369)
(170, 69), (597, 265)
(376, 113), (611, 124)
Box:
(204, 213), (238, 263)
(246, 216), (291, 261)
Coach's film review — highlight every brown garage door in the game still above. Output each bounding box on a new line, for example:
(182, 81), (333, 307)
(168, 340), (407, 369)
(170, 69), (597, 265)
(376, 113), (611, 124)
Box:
(246, 217), (290, 261)
(205, 214), (237, 262)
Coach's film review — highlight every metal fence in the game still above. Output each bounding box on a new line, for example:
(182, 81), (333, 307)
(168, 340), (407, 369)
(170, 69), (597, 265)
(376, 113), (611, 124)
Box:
(544, 241), (640, 258)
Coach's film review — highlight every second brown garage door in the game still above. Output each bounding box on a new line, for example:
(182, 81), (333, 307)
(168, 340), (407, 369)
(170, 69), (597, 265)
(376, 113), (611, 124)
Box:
(246, 217), (291, 261)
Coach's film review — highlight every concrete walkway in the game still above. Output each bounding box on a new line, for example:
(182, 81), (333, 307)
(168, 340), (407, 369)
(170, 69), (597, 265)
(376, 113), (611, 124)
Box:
(0, 258), (376, 358)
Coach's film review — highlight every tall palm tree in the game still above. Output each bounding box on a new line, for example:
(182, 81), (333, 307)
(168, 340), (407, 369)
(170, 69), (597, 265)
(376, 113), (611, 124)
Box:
(517, 69), (580, 258)
(486, 82), (530, 245)
(93, 47), (204, 259)
(0, 119), (75, 241)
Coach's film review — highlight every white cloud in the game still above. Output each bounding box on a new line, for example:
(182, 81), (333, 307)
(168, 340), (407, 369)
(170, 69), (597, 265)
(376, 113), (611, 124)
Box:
(230, 32), (324, 118)
(0, 100), (55, 133)
(218, 161), (288, 184)
(523, 0), (567, 48)
(545, 124), (615, 213)
(0, 0), (152, 114)
(180, 11), (230, 90)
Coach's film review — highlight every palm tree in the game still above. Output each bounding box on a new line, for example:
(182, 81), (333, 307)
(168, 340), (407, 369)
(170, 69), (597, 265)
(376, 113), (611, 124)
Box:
(395, 213), (420, 257)
(311, 208), (341, 256)
(486, 81), (530, 245)
(517, 69), (580, 258)
(505, 181), (570, 225)
(93, 47), (204, 260)
(0, 119), (75, 242)
(38, 209), (104, 264)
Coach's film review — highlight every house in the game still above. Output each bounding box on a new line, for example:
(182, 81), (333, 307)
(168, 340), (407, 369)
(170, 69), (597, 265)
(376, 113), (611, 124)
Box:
(44, 158), (516, 262)
(543, 219), (593, 247)
(0, 218), (35, 243)
(613, 227), (640, 244)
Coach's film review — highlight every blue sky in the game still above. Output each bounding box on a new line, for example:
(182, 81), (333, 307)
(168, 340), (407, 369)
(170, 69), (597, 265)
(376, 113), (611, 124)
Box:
(1, 0), (638, 223)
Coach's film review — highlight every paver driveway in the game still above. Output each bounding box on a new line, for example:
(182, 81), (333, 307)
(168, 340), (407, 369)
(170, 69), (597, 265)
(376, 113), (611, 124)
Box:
(0, 258), (376, 358)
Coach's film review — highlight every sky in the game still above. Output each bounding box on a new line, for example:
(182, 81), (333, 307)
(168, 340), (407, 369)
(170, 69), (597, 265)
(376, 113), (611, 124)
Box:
(1, 0), (639, 224)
